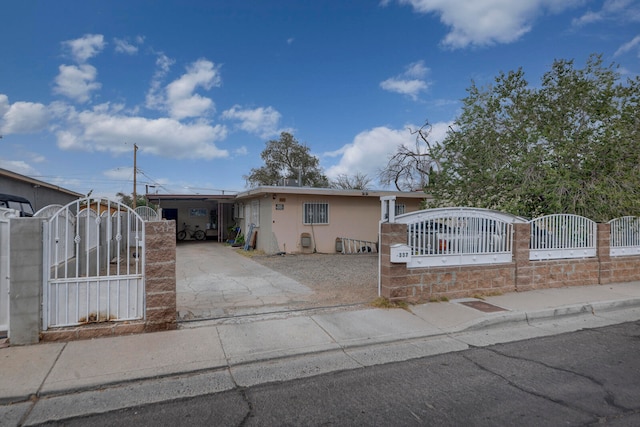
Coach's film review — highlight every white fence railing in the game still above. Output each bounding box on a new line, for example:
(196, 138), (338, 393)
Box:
(529, 214), (597, 260)
(386, 206), (617, 267)
(338, 237), (378, 254)
(396, 207), (526, 268)
(609, 216), (640, 257)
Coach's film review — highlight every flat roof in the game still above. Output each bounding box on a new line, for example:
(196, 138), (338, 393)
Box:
(234, 186), (428, 200)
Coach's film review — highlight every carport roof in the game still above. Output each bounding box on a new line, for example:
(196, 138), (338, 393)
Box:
(146, 194), (237, 203)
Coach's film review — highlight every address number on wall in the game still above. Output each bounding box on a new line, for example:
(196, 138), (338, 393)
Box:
(390, 244), (411, 263)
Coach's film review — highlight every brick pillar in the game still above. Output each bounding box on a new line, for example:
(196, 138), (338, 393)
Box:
(597, 223), (611, 284)
(379, 222), (408, 300)
(144, 220), (177, 332)
(514, 223), (533, 292)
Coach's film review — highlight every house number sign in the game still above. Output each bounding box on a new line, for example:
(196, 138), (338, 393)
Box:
(390, 244), (411, 263)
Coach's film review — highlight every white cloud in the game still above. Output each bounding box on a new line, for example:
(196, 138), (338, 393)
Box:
(62, 34), (105, 63)
(145, 53), (176, 110)
(0, 94), (50, 134)
(53, 64), (101, 103)
(324, 126), (416, 183)
(615, 35), (640, 57)
(56, 103), (229, 160)
(113, 37), (139, 55)
(395, 0), (582, 48)
(0, 158), (38, 176)
(221, 105), (284, 138)
(573, 0), (640, 27)
(380, 60), (431, 100)
(165, 59), (222, 119)
(235, 146), (249, 155)
(325, 122), (451, 187)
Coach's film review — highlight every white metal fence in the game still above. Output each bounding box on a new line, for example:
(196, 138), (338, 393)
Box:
(42, 198), (145, 330)
(0, 208), (19, 335)
(387, 206), (612, 266)
(529, 214), (597, 260)
(609, 216), (640, 257)
(396, 207), (526, 268)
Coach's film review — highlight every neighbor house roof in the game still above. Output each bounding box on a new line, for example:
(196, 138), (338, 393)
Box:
(0, 168), (83, 197)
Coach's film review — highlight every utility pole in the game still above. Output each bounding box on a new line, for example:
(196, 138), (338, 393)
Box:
(133, 144), (138, 209)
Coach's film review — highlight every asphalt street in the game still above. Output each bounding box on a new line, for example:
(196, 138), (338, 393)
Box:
(34, 320), (640, 426)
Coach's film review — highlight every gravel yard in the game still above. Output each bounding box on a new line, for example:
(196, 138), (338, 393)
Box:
(248, 252), (379, 308)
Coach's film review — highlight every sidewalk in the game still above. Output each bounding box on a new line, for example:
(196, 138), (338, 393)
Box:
(2, 282), (640, 425)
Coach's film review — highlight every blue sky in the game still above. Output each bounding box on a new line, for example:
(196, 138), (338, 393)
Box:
(1, 0), (639, 198)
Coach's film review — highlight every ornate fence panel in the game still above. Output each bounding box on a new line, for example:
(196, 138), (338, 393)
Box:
(395, 207), (526, 268)
(609, 216), (640, 257)
(134, 206), (159, 222)
(42, 198), (145, 330)
(529, 214), (597, 260)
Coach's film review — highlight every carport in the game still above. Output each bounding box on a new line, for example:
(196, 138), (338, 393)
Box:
(145, 193), (236, 242)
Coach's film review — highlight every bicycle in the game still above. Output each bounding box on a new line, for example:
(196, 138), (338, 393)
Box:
(177, 222), (206, 241)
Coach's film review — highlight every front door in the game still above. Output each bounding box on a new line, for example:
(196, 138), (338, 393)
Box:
(163, 208), (178, 225)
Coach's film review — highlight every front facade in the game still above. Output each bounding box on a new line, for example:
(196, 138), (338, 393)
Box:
(234, 186), (426, 254)
(0, 168), (83, 212)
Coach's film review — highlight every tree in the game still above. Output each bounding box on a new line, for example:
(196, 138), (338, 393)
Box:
(421, 54), (639, 221)
(378, 121), (441, 191)
(116, 192), (151, 208)
(245, 132), (329, 187)
(330, 172), (372, 190)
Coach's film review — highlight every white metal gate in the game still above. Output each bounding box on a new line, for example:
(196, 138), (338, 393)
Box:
(42, 198), (145, 330)
(0, 208), (19, 335)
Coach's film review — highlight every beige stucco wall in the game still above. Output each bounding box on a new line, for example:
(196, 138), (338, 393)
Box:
(239, 193), (423, 254)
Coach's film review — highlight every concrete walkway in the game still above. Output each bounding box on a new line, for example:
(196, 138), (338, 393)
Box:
(176, 242), (314, 320)
(2, 281), (640, 425)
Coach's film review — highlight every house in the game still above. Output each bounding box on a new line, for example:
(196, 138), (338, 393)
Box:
(233, 186), (427, 254)
(0, 168), (83, 212)
(145, 193), (237, 241)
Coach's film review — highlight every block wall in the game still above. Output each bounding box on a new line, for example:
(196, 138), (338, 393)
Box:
(380, 222), (639, 303)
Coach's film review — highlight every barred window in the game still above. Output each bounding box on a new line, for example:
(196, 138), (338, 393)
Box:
(395, 204), (406, 216)
(303, 202), (329, 225)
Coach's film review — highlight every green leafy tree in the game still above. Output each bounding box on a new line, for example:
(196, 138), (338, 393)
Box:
(116, 192), (152, 208)
(245, 132), (329, 187)
(426, 54), (640, 221)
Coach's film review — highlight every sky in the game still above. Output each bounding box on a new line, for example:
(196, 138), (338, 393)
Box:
(1, 0), (639, 199)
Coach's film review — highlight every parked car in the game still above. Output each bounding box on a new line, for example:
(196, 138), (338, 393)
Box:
(0, 193), (34, 217)
(408, 221), (453, 254)
(409, 218), (508, 254)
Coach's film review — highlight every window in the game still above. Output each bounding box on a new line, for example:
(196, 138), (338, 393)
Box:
(303, 202), (329, 224)
(251, 200), (260, 226)
(190, 208), (208, 217)
(395, 204), (406, 216)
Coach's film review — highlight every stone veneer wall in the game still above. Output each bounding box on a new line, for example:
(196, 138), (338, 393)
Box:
(41, 220), (176, 342)
(380, 222), (639, 303)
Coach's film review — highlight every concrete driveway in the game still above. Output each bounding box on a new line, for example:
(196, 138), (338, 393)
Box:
(176, 242), (314, 320)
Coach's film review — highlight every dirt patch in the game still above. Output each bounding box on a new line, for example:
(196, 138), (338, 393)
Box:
(249, 252), (379, 307)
